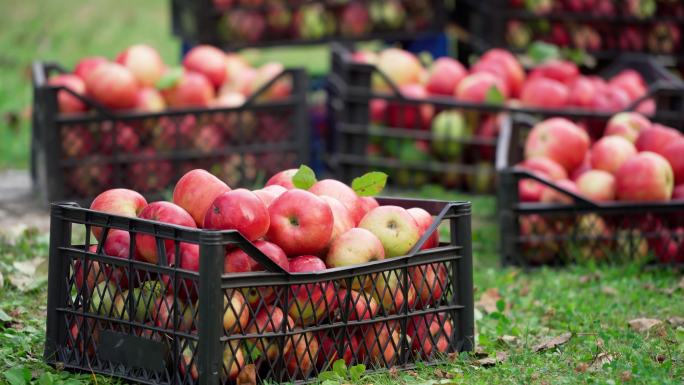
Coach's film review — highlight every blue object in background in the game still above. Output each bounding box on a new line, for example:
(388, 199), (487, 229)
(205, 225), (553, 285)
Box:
(404, 32), (449, 59)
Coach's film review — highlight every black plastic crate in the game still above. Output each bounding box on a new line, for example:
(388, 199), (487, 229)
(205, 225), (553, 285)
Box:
(31, 61), (310, 206)
(44, 198), (474, 384)
(171, 0), (446, 49)
(326, 42), (684, 192)
(496, 115), (684, 267)
(458, 0), (684, 67)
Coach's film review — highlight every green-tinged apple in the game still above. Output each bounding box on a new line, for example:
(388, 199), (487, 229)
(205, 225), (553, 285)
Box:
(116, 44), (165, 87)
(247, 305), (294, 360)
(576, 170), (616, 202)
(590, 135), (637, 174)
(359, 205), (420, 258)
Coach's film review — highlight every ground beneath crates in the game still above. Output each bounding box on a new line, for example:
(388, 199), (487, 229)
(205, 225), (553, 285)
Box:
(0, 169), (49, 234)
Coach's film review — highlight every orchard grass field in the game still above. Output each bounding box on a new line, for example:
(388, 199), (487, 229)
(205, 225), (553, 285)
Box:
(0, 1), (683, 385)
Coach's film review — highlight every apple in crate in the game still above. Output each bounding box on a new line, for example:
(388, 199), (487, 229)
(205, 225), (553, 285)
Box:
(425, 57), (467, 96)
(326, 228), (384, 290)
(173, 169), (231, 227)
(204, 189), (270, 241)
(183, 45), (227, 88)
(540, 179), (580, 204)
(267, 189), (333, 256)
(85, 62), (139, 110)
(662, 139), (684, 185)
(357, 196), (379, 221)
(74, 56), (107, 80)
(48, 74), (87, 114)
(89, 188), (147, 240)
(136, 202), (197, 264)
(636, 124), (683, 156)
(180, 341), (245, 382)
(524, 117), (590, 173)
(591, 136), (637, 174)
(616, 152), (674, 202)
(223, 289), (249, 334)
(285, 332), (319, 380)
(361, 321), (401, 366)
(359, 205), (420, 258)
(604, 112), (652, 143)
(247, 305), (295, 361)
(310, 179), (363, 224)
(576, 170), (616, 202)
(373, 48), (423, 92)
(287, 255), (336, 326)
(521, 77), (569, 108)
(330, 289), (379, 321)
(152, 295), (195, 332)
(456, 72), (509, 103)
(265, 168), (298, 189)
(317, 333), (360, 368)
(161, 69), (215, 108)
(116, 44), (165, 87)
(408, 313), (453, 358)
(371, 268), (416, 314)
(319, 196), (354, 244)
(224, 240), (289, 307)
(431, 110), (468, 161)
(135, 88), (166, 112)
(251, 62), (291, 100)
(407, 207), (439, 249)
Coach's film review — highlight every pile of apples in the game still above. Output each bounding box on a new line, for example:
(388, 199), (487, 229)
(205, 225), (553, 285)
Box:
(353, 46), (654, 113)
(75, 167), (452, 380)
(212, 0), (434, 44)
(48, 44), (290, 114)
(507, 0), (682, 55)
(516, 112), (683, 203)
(515, 112), (684, 264)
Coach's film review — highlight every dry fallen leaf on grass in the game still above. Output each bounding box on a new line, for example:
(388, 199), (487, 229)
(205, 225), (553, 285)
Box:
(601, 286), (618, 296)
(9, 257), (48, 292)
(498, 335), (518, 345)
(475, 351), (508, 367)
(628, 318), (662, 332)
(533, 332), (572, 352)
(667, 316), (684, 327)
(589, 352), (615, 371)
(579, 272), (600, 284)
(476, 288), (505, 314)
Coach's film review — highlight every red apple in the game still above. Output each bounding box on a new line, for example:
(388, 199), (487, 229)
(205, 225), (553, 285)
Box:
(135, 87), (166, 112)
(362, 322), (401, 366)
(591, 135), (638, 174)
(524, 117), (590, 173)
(61, 125), (94, 158)
(251, 62), (291, 100)
(567, 76), (596, 108)
(576, 170), (616, 202)
(99, 123), (140, 154)
(183, 45), (227, 88)
(386, 84), (434, 130)
(609, 69), (647, 100)
(371, 268), (417, 314)
(224, 240), (288, 307)
(173, 169), (231, 227)
(262, 184), (287, 197)
(477, 49), (526, 97)
(320, 196), (355, 245)
(309, 179), (363, 224)
(247, 305), (294, 361)
(425, 57), (467, 96)
(152, 295), (195, 332)
(528, 59), (579, 85)
(317, 334), (359, 368)
(85, 62), (139, 110)
(571, 151), (592, 181)
(673, 184), (684, 200)
(520, 77), (569, 108)
(162, 70), (215, 108)
(74, 56), (107, 80)
(604, 112), (652, 143)
(89, 188), (147, 240)
(163, 242), (200, 300)
(408, 313), (453, 357)
(287, 255), (336, 326)
(116, 44), (165, 87)
(662, 139), (684, 185)
(222, 289), (249, 334)
(616, 152), (674, 202)
(136, 202), (197, 264)
(49, 74), (87, 114)
(356, 196), (380, 221)
(285, 332), (319, 379)
(213, 91), (246, 108)
(407, 207), (439, 249)
(455, 72), (509, 103)
(252, 188), (278, 207)
(516, 157), (568, 202)
(635, 124), (683, 156)
(330, 289), (378, 321)
(540, 179), (580, 204)
(265, 168), (297, 189)
(267, 189), (333, 256)
(203, 189), (270, 241)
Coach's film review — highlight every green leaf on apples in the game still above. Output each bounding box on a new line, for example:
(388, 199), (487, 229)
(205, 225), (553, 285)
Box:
(292, 164), (317, 190)
(155, 67), (183, 91)
(485, 86), (505, 105)
(352, 171), (388, 197)
(527, 41), (560, 64)
(349, 364), (366, 381)
(561, 47), (587, 66)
